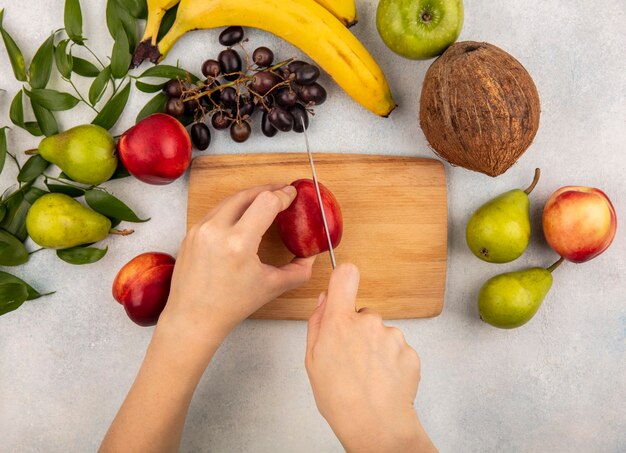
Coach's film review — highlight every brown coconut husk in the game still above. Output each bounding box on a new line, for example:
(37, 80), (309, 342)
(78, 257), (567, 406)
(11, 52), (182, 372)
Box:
(419, 41), (540, 177)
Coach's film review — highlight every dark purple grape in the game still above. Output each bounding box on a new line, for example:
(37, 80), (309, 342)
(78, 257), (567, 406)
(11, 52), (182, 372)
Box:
(211, 111), (232, 129)
(230, 121), (251, 142)
(287, 60), (307, 73)
(275, 86), (298, 108)
(290, 104), (309, 133)
(191, 123), (211, 150)
(253, 47), (274, 67)
(202, 80), (221, 105)
(184, 99), (198, 115)
(251, 71), (281, 95)
(219, 26), (244, 46)
(163, 79), (184, 98)
(298, 83), (327, 105)
(238, 97), (255, 117)
(261, 111), (278, 137)
(165, 97), (185, 117)
(201, 59), (221, 78)
(218, 49), (242, 81)
(268, 107), (293, 132)
(220, 86), (238, 106)
(294, 64), (320, 85)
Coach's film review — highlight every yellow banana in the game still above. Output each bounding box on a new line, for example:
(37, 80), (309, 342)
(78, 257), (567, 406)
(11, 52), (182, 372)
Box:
(153, 0), (395, 116)
(133, 0), (357, 65)
(316, 0), (357, 27)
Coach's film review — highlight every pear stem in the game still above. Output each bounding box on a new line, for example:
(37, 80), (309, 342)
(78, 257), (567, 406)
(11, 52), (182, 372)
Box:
(547, 257), (565, 273)
(24, 149), (38, 155)
(110, 228), (134, 236)
(523, 168), (541, 195)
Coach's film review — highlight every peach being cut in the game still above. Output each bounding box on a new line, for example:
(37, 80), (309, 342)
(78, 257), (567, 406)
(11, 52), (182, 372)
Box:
(542, 186), (617, 263)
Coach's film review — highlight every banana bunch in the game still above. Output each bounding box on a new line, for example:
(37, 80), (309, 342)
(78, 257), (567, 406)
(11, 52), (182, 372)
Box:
(133, 0), (395, 117)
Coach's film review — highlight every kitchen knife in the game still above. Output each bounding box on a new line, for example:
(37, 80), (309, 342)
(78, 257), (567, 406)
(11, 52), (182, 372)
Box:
(300, 118), (337, 269)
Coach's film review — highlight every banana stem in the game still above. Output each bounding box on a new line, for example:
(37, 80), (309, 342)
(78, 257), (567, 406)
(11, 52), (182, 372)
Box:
(110, 228), (134, 236)
(547, 257), (565, 273)
(524, 168), (541, 194)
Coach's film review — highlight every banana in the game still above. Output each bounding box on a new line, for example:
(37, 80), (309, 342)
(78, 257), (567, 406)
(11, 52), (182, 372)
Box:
(152, 0), (395, 116)
(132, 0), (180, 67)
(316, 0), (357, 27)
(132, 0), (357, 65)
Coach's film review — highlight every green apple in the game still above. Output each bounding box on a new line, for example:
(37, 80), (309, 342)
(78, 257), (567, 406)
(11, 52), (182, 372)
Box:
(376, 0), (464, 59)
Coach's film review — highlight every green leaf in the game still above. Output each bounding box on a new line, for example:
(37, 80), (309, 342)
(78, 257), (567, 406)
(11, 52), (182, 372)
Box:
(29, 33), (55, 89)
(138, 64), (200, 84)
(57, 245), (107, 265)
(0, 190), (29, 241)
(31, 101), (59, 137)
(0, 9), (27, 81)
(117, 0), (148, 19)
(72, 56), (100, 77)
(25, 88), (80, 111)
(64, 0), (84, 44)
(110, 162), (131, 180)
(23, 186), (47, 204)
(17, 155), (49, 183)
(157, 4), (178, 42)
(0, 282), (29, 316)
(106, 0), (137, 51)
(111, 27), (131, 79)
(136, 92), (167, 123)
(45, 182), (85, 197)
(54, 40), (74, 79)
(91, 82), (130, 130)
(0, 205), (6, 223)
(89, 66), (111, 105)
(0, 229), (28, 266)
(0, 127), (7, 175)
(136, 80), (166, 93)
(0, 271), (43, 300)
(84, 189), (148, 222)
(10, 91), (43, 136)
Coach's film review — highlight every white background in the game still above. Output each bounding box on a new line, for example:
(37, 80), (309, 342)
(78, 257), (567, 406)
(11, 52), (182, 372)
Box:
(0, 0), (624, 451)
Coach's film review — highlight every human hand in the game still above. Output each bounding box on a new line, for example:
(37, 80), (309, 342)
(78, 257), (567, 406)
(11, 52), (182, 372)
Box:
(305, 264), (436, 452)
(160, 184), (315, 350)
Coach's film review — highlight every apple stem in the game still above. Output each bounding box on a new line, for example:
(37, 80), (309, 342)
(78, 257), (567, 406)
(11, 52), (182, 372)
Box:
(24, 149), (38, 155)
(523, 168), (541, 195)
(547, 257), (565, 273)
(110, 228), (134, 236)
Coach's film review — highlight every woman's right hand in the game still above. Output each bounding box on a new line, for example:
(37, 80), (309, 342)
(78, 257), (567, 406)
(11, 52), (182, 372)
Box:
(305, 264), (437, 452)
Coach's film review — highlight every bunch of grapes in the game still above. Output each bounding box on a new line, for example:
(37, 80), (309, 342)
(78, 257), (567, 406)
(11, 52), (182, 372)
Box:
(162, 26), (328, 150)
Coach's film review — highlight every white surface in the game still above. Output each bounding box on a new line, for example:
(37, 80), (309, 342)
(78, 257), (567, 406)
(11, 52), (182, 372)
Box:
(0, 1), (625, 452)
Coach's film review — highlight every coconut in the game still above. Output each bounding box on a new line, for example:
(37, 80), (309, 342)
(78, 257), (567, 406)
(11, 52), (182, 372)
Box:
(419, 41), (540, 177)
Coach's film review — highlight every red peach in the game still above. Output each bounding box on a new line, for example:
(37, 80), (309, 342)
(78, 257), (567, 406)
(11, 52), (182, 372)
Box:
(112, 252), (176, 326)
(276, 179), (343, 258)
(542, 186), (617, 263)
(118, 113), (192, 185)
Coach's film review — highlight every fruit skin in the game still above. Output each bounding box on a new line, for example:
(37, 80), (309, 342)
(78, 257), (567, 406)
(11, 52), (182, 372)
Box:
(543, 187), (617, 263)
(132, 0), (357, 65)
(38, 124), (117, 185)
(478, 267), (553, 329)
(377, 0), (463, 59)
(276, 179), (343, 258)
(118, 113), (192, 185)
(466, 169), (540, 264)
(147, 0), (395, 117)
(26, 194), (111, 249)
(112, 252), (176, 326)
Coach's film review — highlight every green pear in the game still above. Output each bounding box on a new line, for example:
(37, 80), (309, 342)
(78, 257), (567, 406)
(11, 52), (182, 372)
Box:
(26, 193), (111, 249)
(38, 124), (117, 185)
(466, 169), (540, 263)
(478, 258), (563, 329)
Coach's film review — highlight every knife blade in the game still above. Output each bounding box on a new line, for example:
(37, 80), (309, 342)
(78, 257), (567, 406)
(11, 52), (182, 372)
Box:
(300, 118), (336, 269)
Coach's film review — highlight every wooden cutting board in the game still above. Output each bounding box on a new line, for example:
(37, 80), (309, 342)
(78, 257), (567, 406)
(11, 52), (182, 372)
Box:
(187, 153), (447, 320)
